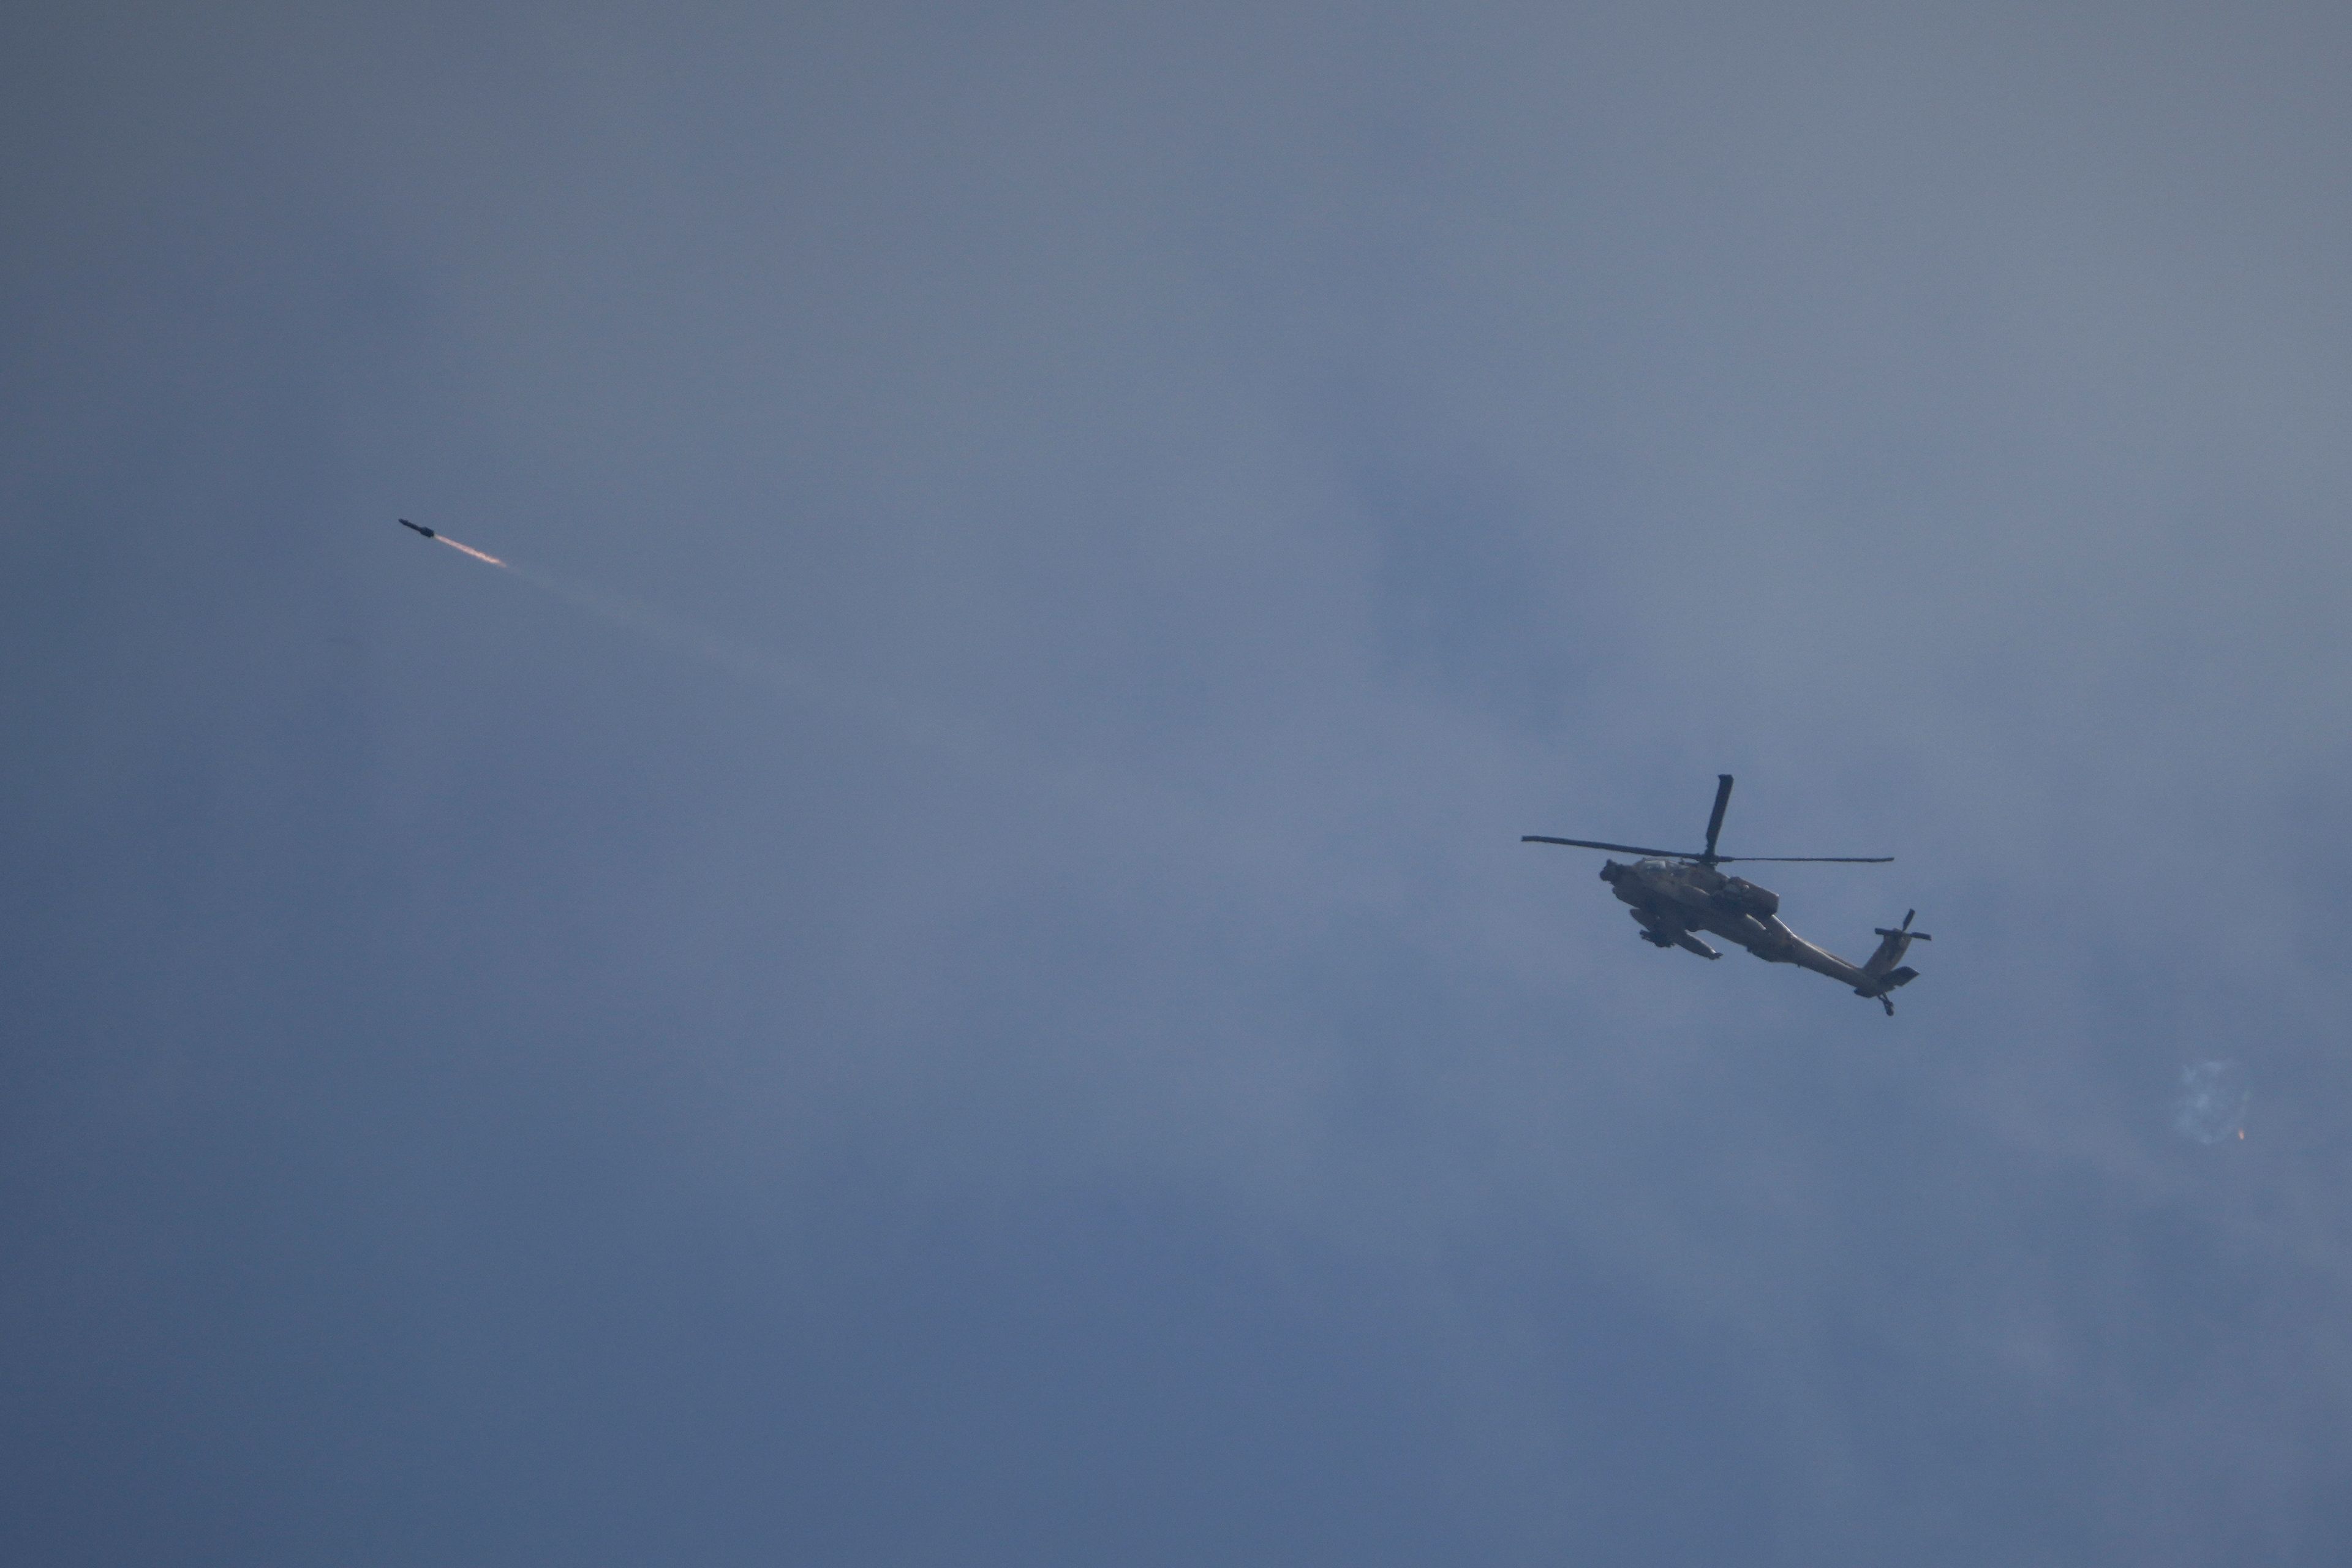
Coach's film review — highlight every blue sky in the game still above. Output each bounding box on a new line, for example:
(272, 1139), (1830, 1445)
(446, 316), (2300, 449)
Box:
(6, 4), (2351, 1562)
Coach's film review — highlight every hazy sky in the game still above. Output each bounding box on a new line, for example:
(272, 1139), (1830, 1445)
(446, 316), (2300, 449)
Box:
(6, 3), (2351, 1563)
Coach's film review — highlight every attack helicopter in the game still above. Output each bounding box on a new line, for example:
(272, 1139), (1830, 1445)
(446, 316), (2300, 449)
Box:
(1523, 774), (1929, 1014)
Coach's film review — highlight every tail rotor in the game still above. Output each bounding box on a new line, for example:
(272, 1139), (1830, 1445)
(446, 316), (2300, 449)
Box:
(1874, 909), (1931, 943)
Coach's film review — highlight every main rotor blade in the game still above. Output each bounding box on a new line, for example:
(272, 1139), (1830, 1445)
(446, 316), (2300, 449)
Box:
(1703, 774), (1733, 861)
(1521, 835), (1693, 858)
(1714, 855), (1894, 864)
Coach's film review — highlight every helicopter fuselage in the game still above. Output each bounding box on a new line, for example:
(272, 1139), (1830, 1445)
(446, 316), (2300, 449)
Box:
(1601, 858), (1907, 998)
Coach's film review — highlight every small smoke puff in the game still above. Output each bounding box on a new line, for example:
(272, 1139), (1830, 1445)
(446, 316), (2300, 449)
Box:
(2174, 1060), (2250, 1145)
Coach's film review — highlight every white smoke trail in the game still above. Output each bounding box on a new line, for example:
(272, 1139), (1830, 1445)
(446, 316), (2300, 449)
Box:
(414, 529), (1241, 853)
(490, 557), (1125, 814)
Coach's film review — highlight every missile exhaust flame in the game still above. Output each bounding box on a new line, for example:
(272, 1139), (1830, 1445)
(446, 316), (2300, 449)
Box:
(435, 536), (505, 567)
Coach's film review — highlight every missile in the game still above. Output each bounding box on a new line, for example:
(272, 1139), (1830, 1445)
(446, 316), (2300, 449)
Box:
(398, 518), (436, 539)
